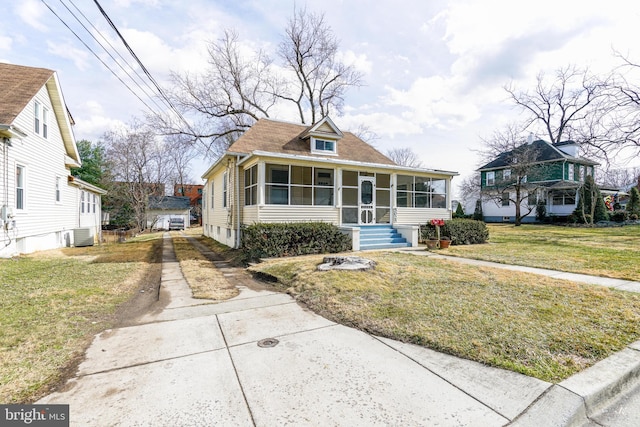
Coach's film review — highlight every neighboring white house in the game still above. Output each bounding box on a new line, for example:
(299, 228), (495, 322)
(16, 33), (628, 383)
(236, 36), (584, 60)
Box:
(201, 117), (458, 250)
(0, 62), (106, 257)
(146, 196), (190, 230)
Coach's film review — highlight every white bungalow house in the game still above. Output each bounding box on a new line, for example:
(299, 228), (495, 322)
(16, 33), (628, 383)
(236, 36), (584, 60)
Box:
(0, 62), (106, 257)
(201, 117), (458, 251)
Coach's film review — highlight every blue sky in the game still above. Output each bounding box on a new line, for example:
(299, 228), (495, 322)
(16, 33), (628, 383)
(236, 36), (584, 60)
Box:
(3, 0), (640, 192)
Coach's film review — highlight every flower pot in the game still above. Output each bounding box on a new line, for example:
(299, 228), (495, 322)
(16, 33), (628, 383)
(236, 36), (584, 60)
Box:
(439, 239), (451, 249)
(425, 240), (439, 250)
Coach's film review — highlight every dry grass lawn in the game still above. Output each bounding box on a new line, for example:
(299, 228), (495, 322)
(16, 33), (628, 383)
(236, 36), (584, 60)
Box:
(446, 224), (640, 280)
(249, 251), (640, 383)
(170, 231), (238, 300)
(0, 233), (163, 403)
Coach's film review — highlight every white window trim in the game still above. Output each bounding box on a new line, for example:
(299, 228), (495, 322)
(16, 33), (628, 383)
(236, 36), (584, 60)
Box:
(16, 164), (26, 211)
(55, 176), (62, 203)
(486, 171), (495, 186)
(310, 137), (338, 155)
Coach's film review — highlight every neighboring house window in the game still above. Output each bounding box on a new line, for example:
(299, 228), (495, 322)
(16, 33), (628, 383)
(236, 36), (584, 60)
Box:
(579, 165), (585, 182)
(55, 176), (61, 202)
(34, 101), (40, 134)
(223, 172), (228, 208)
(552, 191), (576, 205)
(396, 175), (446, 208)
(34, 101), (48, 138)
(527, 192), (537, 206)
(197, 188), (202, 194)
(568, 164), (574, 181)
(503, 169), (511, 181)
(16, 165), (25, 210)
(244, 165), (258, 206)
(486, 171), (495, 186)
(265, 164), (335, 206)
(43, 107), (48, 138)
(211, 181), (219, 209)
(311, 138), (336, 154)
(501, 192), (510, 206)
(93, 194), (97, 213)
(81, 191), (85, 213)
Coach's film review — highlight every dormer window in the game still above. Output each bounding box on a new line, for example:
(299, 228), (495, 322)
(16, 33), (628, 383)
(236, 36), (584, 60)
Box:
(311, 137), (337, 154)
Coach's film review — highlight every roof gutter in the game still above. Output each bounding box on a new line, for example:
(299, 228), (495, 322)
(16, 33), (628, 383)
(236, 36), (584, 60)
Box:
(201, 151), (248, 179)
(0, 124), (28, 140)
(247, 150), (459, 176)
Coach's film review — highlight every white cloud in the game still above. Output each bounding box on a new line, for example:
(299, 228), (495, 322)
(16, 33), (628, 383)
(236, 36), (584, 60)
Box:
(0, 35), (12, 51)
(15, 0), (48, 32)
(336, 50), (372, 75)
(47, 40), (91, 71)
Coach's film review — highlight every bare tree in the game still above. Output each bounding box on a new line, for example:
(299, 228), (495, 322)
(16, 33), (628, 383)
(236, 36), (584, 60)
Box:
(151, 30), (278, 159)
(479, 124), (550, 226)
(608, 52), (640, 158)
(155, 8), (363, 158)
(278, 7), (363, 124)
(505, 66), (616, 162)
(165, 134), (198, 194)
(102, 120), (174, 230)
(386, 147), (423, 168)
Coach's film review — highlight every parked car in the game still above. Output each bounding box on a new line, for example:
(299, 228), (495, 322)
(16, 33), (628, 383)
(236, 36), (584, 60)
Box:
(168, 217), (185, 230)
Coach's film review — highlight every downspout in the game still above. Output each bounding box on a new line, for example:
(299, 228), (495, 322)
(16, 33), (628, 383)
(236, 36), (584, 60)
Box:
(235, 155), (241, 249)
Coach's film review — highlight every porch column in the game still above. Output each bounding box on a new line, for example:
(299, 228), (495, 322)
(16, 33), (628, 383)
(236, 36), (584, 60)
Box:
(257, 161), (265, 206)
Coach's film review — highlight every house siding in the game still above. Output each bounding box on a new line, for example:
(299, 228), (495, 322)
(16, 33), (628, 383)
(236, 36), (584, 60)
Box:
(395, 208), (451, 225)
(1, 83), (103, 257)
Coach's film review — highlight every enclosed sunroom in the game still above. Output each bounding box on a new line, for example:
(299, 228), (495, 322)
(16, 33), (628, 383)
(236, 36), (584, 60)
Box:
(201, 117), (457, 250)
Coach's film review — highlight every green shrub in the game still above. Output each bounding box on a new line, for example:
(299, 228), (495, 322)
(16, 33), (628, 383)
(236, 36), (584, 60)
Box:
(473, 199), (483, 221)
(453, 203), (465, 218)
(442, 219), (489, 245)
(241, 222), (351, 261)
(610, 210), (629, 223)
(627, 187), (640, 214)
(536, 200), (547, 222)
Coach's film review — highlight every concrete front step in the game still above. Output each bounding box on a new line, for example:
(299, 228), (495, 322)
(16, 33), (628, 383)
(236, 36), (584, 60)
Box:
(359, 225), (410, 250)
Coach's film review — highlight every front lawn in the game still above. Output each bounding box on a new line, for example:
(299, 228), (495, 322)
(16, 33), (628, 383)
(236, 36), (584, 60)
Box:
(0, 234), (163, 403)
(249, 251), (640, 383)
(445, 224), (640, 280)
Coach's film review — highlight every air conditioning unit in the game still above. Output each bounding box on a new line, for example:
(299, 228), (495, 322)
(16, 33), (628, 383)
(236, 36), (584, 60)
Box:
(74, 227), (95, 247)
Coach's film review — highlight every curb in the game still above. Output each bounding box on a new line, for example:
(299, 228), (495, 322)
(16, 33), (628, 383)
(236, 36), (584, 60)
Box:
(511, 342), (640, 426)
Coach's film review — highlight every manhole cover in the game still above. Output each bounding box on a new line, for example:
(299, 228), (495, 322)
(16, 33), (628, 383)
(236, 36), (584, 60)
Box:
(257, 338), (279, 348)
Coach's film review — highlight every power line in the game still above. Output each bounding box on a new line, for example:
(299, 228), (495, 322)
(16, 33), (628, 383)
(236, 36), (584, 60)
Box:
(39, 0), (161, 114)
(91, 0), (195, 132)
(63, 0), (168, 112)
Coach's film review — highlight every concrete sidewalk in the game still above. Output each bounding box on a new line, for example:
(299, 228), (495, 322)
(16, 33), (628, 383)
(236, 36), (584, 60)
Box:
(38, 236), (640, 426)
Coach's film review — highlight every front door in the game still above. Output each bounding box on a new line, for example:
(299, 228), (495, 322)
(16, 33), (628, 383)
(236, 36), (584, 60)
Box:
(359, 177), (375, 224)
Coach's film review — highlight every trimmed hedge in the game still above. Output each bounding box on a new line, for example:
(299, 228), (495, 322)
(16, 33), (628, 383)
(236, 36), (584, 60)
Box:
(242, 222), (351, 261)
(421, 219), (489, 245)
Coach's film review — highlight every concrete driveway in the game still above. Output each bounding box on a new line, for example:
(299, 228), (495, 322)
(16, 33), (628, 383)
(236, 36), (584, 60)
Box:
(38, 235), (640, 426)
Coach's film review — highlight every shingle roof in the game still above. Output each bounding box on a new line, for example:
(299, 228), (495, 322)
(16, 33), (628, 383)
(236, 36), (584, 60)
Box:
(478, 140), (597, 170)
(148, 196), (191, 210)
(0, 62), (54, 125)
(227, 118), (397, 165)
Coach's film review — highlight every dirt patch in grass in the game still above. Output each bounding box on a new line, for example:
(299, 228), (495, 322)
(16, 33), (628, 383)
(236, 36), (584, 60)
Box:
(0, 235), (163, 403)
(250, 251), (640, 383)
(171, 233), (239, 300)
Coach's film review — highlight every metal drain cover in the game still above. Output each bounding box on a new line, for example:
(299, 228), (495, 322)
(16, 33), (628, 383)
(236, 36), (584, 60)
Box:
(257, 338), (279, 348)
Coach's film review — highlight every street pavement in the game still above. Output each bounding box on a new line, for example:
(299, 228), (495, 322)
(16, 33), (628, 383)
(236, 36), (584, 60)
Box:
(38, 236), (640, 426)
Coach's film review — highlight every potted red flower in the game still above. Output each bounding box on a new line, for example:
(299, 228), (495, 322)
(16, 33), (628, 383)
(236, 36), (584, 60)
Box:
(430, 219), (450, 249)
